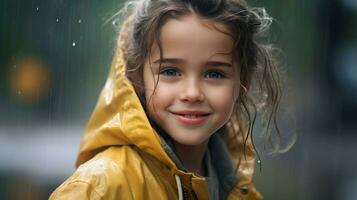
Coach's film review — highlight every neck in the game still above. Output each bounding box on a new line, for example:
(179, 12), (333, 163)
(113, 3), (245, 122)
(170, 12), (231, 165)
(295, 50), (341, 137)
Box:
(174, 140), (209, 176)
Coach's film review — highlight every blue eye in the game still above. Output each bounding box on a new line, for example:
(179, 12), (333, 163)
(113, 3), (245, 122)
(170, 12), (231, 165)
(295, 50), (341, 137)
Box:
(160, 68), (180, 77)
(205, 71), (225, 79)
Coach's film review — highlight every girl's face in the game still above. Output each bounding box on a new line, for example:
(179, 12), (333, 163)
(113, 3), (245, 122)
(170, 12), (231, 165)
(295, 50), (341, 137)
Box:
(143, 14), (239, 146)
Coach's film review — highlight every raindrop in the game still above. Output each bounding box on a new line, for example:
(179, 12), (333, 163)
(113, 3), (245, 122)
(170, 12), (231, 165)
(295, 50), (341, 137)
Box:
(257, 159), (261, 164)
(36, 7), (39, 11)
(78, 19), (82, 24)
(72, 42), (76, 47)
(56, 18), (59, 22)
(112, 20), (119, 27)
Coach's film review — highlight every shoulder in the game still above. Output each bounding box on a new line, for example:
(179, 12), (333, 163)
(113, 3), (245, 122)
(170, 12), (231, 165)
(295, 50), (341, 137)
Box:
(49, 146), (145, 200)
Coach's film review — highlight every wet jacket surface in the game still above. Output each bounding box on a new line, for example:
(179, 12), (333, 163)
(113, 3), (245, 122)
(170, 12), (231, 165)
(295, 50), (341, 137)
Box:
(49, 19), (262, 200)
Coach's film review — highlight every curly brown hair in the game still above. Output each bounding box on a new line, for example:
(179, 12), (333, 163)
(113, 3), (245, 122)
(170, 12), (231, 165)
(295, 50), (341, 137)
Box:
(113, 0), (285, 171)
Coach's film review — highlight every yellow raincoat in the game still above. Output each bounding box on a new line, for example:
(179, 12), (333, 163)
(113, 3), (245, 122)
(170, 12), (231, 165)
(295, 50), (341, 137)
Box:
(49, 18), (262, 200)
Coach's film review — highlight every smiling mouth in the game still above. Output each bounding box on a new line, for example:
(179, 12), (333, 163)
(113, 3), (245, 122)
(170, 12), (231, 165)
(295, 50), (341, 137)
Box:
(171, 111), (211, 125)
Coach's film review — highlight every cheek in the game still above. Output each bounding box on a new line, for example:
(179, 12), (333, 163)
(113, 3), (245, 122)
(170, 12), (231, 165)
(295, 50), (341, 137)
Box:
(207, 84), (237, 115)
(145, 83), (174, 114)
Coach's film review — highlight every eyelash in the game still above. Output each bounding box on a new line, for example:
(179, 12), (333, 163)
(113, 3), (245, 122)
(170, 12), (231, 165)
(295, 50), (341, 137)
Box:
(159, 68), (181, 77)
(159, 67), (226, 79)
(204, 70), (226, 79)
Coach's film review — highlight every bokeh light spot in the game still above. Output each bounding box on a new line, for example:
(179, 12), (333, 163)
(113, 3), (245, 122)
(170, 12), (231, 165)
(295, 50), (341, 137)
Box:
(8, 56), (51, 103)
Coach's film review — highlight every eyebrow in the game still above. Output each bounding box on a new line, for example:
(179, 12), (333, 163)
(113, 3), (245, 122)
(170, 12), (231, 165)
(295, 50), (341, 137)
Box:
(153, 58), (232, 67)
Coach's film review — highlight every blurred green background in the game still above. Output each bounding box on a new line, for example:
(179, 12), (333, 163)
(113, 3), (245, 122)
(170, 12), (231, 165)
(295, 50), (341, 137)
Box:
(1, 0), (357, 199)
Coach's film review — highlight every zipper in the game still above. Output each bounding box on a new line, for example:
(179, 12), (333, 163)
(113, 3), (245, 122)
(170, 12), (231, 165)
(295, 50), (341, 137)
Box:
(182, 187), (189, 200)
(182, 186), (198, 200)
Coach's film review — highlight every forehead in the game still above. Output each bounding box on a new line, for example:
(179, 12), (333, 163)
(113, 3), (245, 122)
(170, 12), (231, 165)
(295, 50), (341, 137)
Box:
(152, 14), (234, 60)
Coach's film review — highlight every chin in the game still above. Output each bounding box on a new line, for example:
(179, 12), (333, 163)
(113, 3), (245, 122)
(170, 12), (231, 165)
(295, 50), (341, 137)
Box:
(172, 134), (210, 146)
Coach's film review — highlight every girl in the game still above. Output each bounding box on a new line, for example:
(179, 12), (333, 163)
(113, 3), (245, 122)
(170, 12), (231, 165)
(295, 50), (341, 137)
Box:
(50, 0), (282, 199)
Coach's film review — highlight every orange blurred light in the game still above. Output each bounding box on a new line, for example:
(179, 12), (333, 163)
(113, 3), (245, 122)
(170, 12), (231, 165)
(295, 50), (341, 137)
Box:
(9, 56), (51, 102)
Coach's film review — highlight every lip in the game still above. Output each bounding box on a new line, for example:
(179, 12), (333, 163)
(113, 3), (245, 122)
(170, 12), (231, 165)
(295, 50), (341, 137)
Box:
(170, 110), (211, 125)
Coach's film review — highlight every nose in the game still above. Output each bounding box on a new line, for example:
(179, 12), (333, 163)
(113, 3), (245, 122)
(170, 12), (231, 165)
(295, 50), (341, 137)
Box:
(179, 78), (204, 102)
